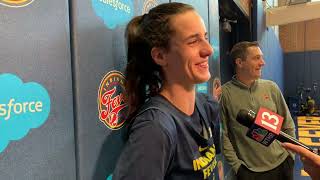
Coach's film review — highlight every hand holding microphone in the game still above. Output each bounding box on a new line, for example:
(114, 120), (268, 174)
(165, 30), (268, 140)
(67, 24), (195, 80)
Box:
(282, 143), (320, 180)
(236, 108), (318, 155)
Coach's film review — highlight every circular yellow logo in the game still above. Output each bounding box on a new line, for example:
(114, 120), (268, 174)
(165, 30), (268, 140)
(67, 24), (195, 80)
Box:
(97, 71), (128, 130)
(142, 0), (158, 14)
(0, 0), (34, 7)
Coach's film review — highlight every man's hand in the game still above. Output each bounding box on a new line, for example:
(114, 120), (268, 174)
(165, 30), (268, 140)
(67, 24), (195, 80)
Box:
(212, 78), (221, 101)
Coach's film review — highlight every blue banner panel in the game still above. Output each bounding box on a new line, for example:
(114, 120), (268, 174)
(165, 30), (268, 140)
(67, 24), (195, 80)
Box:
(0, 0), (76, 179)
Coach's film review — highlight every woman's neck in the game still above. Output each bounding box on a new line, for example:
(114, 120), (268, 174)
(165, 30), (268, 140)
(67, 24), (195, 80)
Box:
(160, 84), (196, 115)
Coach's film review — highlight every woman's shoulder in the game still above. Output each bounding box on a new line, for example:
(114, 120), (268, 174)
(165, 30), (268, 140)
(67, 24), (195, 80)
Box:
(131, 97), (178, 138)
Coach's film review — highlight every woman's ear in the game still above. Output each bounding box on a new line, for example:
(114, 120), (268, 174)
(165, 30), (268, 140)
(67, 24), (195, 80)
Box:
(151, 47), (168, 67)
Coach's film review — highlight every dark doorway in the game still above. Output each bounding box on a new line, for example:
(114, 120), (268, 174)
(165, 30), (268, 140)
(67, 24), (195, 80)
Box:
(219, 0), (252, 84)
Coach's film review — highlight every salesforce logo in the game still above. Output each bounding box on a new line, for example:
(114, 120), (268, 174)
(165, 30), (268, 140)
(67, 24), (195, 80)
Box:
(92, 0), (134, 29)
(0, 73), (50, 153)
(196, 82), (208, 94)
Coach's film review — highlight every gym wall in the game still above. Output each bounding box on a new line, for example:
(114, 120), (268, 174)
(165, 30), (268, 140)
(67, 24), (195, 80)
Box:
(0, 0), (76, 179)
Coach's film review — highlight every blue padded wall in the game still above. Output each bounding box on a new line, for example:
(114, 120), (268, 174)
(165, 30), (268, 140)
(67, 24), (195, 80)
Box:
(0, 0), (220, 179)
(0, 0), (76, 179)
(255, 0), (284, 91)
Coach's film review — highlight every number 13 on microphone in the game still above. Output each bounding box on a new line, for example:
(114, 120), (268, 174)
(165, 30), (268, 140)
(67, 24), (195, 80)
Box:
(256, 107), (284, 135)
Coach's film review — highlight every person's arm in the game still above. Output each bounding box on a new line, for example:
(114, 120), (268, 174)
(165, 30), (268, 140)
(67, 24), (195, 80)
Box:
(282, 143), (320, 180)
(220, 94), (242, 173)
(113, 112), (174, 180)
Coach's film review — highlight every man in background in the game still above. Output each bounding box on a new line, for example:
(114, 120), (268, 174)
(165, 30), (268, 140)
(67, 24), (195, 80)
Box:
(220, 41), (296, 180)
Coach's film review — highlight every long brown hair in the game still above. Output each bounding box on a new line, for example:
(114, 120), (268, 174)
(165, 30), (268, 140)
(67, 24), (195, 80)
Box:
(125, 2), (194, 114)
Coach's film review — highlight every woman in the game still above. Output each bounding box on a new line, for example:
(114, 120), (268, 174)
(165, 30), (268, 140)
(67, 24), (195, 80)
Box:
(113, 3), (220, 179)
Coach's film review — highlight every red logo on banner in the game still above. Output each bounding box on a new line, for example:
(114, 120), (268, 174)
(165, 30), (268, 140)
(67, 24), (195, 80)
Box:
(0, 0), (34, 7)
(142, 0), (158, 14)
(255, 107), (284, 135)
(98, 71), (128, 130)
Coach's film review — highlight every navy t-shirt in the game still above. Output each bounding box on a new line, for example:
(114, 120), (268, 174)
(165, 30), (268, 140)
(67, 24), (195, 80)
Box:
(113, 93), (220, 180)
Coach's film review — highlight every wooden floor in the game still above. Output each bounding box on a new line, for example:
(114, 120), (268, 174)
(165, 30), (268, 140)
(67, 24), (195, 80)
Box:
(295, 116), (320, 177)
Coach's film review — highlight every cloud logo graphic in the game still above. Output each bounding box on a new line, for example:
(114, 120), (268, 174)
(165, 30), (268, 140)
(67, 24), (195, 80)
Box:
(0, 73), (50, 153)
(196, 82), (208, 94)
(92, 0), (134, 29)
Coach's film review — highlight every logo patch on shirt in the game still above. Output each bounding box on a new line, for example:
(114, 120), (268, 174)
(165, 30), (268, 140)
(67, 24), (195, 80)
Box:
(263, 94), (270, 100)
(193, 144), (217, 179)
(198, 146), (208, 152)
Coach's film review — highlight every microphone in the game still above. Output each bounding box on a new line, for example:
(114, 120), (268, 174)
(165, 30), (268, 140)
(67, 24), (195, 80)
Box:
(237, 108), (317, 154)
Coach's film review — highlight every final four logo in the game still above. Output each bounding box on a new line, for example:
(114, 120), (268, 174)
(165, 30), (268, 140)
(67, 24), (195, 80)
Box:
(0, 0), (34, 7)
(98, 71), (128, 130)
